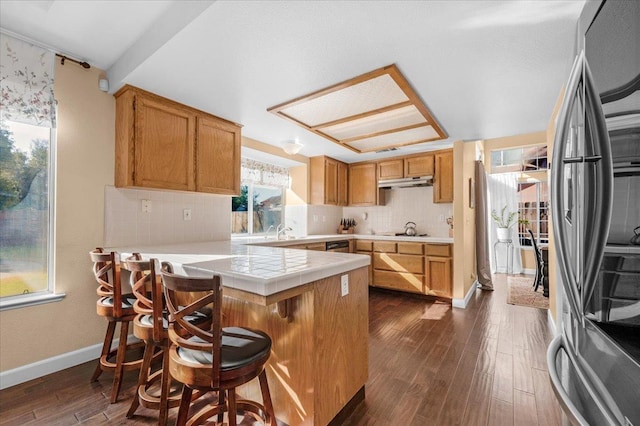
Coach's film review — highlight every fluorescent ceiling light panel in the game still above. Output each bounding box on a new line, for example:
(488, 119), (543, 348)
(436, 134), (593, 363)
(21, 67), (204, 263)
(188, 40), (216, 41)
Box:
(347, 125), (440, 153)
(268, 64), (446, 153)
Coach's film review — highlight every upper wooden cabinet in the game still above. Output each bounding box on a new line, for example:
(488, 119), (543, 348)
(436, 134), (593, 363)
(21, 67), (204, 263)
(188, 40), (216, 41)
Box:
(378, 154), (434, 180)
(337, 161), (348, 206)
(405, 155), (434, 177)
(378, 159), (404, 180)
(310, 156), (348, 206)
(196, 116), (241, 195)
(348, 162), (385, 206)
(434, 150), (453, 203)
(115, 85), (241, 195)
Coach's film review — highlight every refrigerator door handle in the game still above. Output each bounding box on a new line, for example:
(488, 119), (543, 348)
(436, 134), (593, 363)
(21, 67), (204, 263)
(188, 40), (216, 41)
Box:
(552, 52), (584, 319)
(581, 58), (614, 306)
(547, 335), (621, 426)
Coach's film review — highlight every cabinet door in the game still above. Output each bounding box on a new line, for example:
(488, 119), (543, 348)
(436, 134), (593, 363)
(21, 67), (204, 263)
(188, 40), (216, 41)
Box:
(337, 161), (348, 206)
(325, 158), (338, 205)
(425, 256), (452, 297)
(135, 96), (195, 191)
(405, 155), (434, 177)
(378, 159), (404, 180)
(434, 151), (453, 203)
(196, 117), (241, 195)
(349, 162), (382, 206)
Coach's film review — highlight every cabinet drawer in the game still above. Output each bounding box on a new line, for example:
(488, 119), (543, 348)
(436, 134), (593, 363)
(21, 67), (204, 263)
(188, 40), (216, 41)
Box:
(373, 270), (424, 294)
(355, 240), (374, 252)
(398, 242), (424, 255)
(425, 243), (451, 257)
(373, 241), (397, 253)
(373, 253), (424, 274)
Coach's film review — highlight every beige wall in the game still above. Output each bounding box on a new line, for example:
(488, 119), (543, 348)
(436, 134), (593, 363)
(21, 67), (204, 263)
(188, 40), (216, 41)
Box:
(452, 140), (478, 299)
(241, 136), (309, 206)
(546, 87), (565, 323)
(0, 63), (115, 371)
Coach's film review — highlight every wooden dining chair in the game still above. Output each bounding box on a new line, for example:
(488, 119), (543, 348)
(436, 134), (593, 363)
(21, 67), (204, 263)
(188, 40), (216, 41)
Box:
(528, 229), (544, 292)
(89, 248), (145, 403)
(161, 263), (276, 426)
(124, 255), (212, 424)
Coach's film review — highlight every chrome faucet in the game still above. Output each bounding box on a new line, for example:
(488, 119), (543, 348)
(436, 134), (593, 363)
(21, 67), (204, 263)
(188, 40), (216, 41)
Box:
(265, 225), (275, 240)
(276, 224), (292, 240)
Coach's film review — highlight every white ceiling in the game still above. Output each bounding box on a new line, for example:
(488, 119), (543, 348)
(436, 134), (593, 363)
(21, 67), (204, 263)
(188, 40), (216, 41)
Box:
(0, 0), (586, 164)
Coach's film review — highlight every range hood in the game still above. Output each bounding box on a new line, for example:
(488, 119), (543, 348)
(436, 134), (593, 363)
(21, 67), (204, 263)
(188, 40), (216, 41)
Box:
(378, 176), (433, 189)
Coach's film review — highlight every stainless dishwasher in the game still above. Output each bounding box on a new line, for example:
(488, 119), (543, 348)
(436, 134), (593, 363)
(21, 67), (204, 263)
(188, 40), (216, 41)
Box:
(325, 240), (350, 253)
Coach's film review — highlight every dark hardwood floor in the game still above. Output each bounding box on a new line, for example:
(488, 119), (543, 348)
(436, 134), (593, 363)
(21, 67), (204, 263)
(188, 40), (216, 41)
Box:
(0, 274), (561, 425)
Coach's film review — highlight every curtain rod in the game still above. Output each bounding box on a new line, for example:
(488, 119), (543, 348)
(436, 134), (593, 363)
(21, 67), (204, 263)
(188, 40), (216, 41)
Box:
(55, 53), (90, 69)
(1, 28), (91, 69)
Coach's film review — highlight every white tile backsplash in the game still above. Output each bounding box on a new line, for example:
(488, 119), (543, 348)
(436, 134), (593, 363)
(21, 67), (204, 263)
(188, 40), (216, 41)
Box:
(306, 205), (343, 235)
(343, 186), (452, 237)
(104, 186), (231, 247)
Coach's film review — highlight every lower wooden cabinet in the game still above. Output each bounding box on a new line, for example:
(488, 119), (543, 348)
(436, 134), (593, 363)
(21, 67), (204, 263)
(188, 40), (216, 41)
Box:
(355, 240), (374, 285)
(359, 239), (452, 298)
(424, 243), (453, 298)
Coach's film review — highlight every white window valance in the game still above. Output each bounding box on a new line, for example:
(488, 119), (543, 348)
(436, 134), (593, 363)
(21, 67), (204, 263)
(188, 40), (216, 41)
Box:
(0, 33), (56, 128)
(241, 158), (290, 187)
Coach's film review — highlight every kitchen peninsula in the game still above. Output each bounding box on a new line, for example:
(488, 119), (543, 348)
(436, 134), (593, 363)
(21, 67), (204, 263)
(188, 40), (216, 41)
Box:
(113, 240), (369, 425)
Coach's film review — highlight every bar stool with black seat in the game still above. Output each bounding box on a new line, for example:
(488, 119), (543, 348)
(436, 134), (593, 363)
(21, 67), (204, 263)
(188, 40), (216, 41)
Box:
(89, 248), (145, 403)
(528, 229), (544, 292)
(124, 256), (212, 424)
(161, 263), (276, 426)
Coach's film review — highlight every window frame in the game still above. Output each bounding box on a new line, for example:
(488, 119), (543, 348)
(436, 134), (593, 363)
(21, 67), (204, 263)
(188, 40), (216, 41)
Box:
(517, 179), (549, 248)
(0, 125), (64, 311)
(231, 181), (285, 236)
(491, 145), (548, 173)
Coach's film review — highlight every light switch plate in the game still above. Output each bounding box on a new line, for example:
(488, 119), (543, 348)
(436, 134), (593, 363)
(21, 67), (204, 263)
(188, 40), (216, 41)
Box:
(341, 274), (349, 297)
(183, 209), (192, 221)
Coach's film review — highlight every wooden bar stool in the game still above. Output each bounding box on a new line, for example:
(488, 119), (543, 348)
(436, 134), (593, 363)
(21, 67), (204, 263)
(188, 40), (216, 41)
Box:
(124, 256), (211, 425)
(89, 248), (145, 403)
(161, 263), (276, 426)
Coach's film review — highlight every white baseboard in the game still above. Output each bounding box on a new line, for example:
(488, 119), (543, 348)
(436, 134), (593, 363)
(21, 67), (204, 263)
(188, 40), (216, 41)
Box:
(0, 335), (139, 390)
(523, 268), (536, 275)
(453, 280), (478, 309)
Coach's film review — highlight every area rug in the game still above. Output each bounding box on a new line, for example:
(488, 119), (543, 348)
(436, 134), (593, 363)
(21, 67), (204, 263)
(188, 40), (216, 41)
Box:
(507, 275), (549, 310)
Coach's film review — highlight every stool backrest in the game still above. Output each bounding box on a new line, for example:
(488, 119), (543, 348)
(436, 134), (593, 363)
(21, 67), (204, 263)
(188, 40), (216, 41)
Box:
(122, 255), (164, 343)
(90, 248), (124, 317)
(161, 263), (223, 388)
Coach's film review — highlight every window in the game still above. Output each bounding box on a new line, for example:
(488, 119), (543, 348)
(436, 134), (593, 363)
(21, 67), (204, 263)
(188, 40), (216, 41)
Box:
(491, 145), (548, 173)
(231, 158), (288, 235)
(0, 33), (59, 309)
(517, 181), (549, 246)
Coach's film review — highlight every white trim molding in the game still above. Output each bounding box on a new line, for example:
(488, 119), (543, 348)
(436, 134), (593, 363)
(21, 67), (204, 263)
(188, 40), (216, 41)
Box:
(453, 280), (478, 309)
(0, 335), (139, 390)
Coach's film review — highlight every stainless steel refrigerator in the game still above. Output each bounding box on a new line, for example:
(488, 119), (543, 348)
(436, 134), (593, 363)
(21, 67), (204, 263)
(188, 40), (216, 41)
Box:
(548, 0), (640, 424)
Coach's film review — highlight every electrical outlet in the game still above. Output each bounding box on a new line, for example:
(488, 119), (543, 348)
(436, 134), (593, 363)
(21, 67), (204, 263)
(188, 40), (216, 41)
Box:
(439, 214), (444, 222)
(313, 215), (318, 223)
(341, 274), (349, 297)
(141, 199), (152, 213)
(322, 215), (326, 222)
(183, 209), (192, 221)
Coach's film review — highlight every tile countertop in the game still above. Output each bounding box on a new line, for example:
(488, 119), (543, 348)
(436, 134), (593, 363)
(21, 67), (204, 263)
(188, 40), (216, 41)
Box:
(111, 240), (370, 297)
(237, 234), (454, 247)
